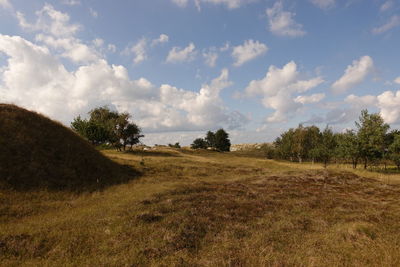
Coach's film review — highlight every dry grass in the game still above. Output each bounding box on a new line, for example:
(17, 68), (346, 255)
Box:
(2, 147), (400, 266)
(0, 104), (138, 191)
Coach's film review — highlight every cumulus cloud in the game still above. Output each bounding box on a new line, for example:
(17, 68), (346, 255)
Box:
(394, 77), (400, 84)
(203, 48), (218, 67)
(372, 15), (400, 34)
(130, 38), (147, 64)
(16, 4), (81, 37)
(332, 55), (374, 94)
(266, 1), (306, 37)
(151, 34), (169, 46)
(1, 4), (249, 133)
(344, 90), (400, 125)
(309, 0), (335, 10)
(294, 93), (325, 104)
(166, 42), (197, 63)
(245, 61), (324, 122)
(377, 91), (400, 124)
(232, 39), (267, 67)
(0, 34), (248, 131)
(345, 94), (377, 108)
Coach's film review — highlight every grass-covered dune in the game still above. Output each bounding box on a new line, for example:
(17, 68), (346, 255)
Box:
(1, 146), (400, 266)
(0, 104), (136, 191)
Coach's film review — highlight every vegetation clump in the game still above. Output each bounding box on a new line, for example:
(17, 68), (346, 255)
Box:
(71, 106), (143, 151)
(191, 129), (231, 151)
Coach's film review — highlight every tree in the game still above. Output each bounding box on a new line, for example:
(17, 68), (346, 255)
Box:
(168, 142), (181, 148)
(336, 130), (360, 169)
(126, 123), (143, 150)
(317, 126), (337, 168)
(191, 138), (207, 149)
(214, 128), (231, 152)
(71, 106), (143, 150)
(389, 134), (400, 169)
(274, 128), (296, 161)
(356, 110), (389, 169)
(205, 131), (216, 148)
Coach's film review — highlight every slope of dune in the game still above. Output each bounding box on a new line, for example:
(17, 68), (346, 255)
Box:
(0, 104), (135, 191)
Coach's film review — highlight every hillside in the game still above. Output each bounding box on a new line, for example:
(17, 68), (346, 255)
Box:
(1, 148), (400, 266)
(0, 104), (135, 191)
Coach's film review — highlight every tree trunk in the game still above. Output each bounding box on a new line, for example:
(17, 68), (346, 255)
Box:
(364, 159), (367, 169)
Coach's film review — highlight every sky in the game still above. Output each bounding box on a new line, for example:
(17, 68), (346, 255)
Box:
(0, 0), (400, 145)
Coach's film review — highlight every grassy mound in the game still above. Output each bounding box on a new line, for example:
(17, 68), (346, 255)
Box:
(0, 104), (136, 191)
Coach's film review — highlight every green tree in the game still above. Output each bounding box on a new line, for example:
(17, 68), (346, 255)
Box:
(191, 138), (207, 149)
(356, 110), (389, 169)
(317, 126), (337, 168)
(336, 130), (360, 169)
(389, 134), (400, 169)
(205, 131), (216, 148)
(214, 129), (231, 152)
(71, 106), (143, 150)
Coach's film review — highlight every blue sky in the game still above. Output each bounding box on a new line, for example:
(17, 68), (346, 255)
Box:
(1, 0), (400, 145)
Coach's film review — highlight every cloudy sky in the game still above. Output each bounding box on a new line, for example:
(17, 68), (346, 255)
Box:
(1, 0), (400, 145)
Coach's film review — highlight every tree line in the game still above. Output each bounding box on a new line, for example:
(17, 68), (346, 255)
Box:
(266, 110), (400, 169)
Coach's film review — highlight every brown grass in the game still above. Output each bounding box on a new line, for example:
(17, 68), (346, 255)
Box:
(1, 145), (400, 266)
(0, 104), (138, 191)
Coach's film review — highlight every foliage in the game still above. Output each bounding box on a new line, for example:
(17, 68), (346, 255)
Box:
(271, 110), (399, 169)
(356, 109), (390, 169)
(191, 138), (208, 149)
(191, 129), (231, 151)
(168, 142), (181, 148)
(214, 129), (231, 152)
(71, 106), (143, 150)
(389, 134), (400, 169)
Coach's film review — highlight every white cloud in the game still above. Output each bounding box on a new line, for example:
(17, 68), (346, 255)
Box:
(89, 8), (98, 18)
(172, 0), (188, 7)
(62, 0), (81, 5)
(245, 61), (324, 122)
(232, 39), (268, 67)
(294, 93), (325, 104)
(380, 1), (394, 12)
(108, 44), (116, 53)
(332, 55), (374, 94)
(130, 38), (147, 64)
(166, 42), (197, 63)
(92, 38), (104, 47)
(394, 77), (400, 84)
(203, 48), (218, 67)
(151, 34), (169, 46)
(200, 0), (254, 9)
(266, 1), (306, 37)
(16, 4), (81, 37)
(377, 91), (400, 124)
(36, 34), (100, 63)
(372, 15), (400, 34)
(220, 42), (230, 52)
(171, 0), (255, 9)
(0, 33), (246, 132)
(309, 0), (335, 10)
(0, 0), (11, 9)
(345, 94), (377, 107)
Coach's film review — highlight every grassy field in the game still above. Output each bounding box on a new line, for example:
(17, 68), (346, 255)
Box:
(2, 148), (400, 266)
